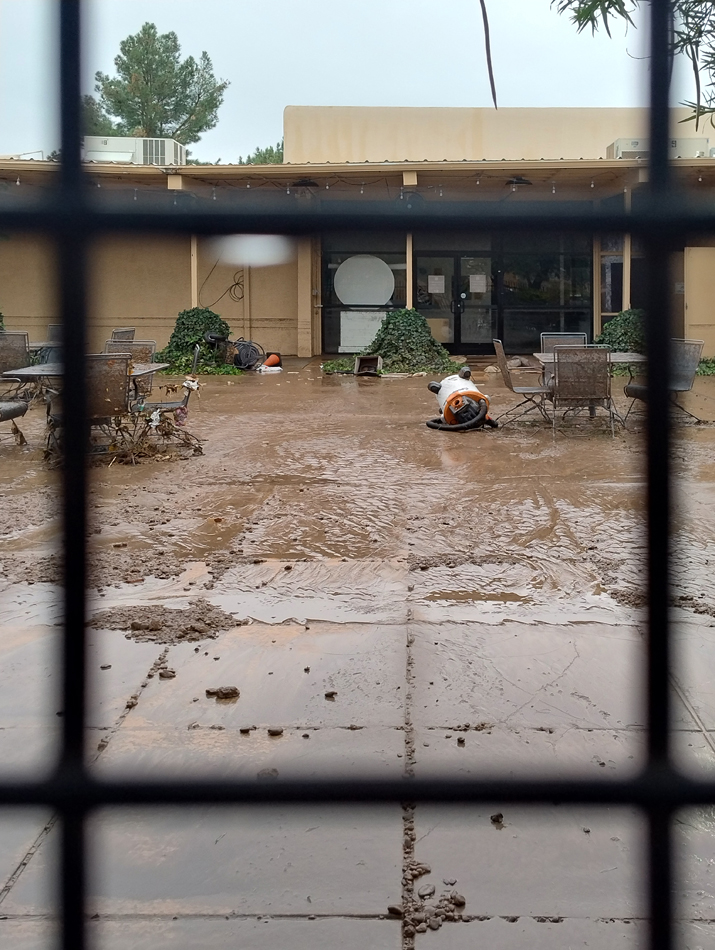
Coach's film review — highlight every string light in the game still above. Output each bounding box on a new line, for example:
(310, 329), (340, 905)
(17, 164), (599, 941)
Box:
(400, 186), (404, 200)
(476, 177), (480, 186)
(552, 181), (556, 194)
(212, 187), (216, 200)
(439, 184), (443, 197)
(511, 183), (516, 193)
(15, 177), (20, 186)
(698, 174), (703, 182)
(133, 188), (137, 201)
(360, 182), (364, 194)
(590, 179), (595, 189)
(325, 182), (330, 190)
(246, 181), (251, 189)
(286, 184), (291, 195)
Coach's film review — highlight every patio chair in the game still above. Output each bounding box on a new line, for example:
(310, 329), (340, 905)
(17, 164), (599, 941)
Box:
(104, 339), (157, 395)
(623, 338), (704, 422)
(130, 343), (200, 414)
(0, 331), (30, 397)
(540, 332), (588, 353)
(493, 339), (552, 425)
(552, 345), (618, 436)
(47, 324), (62, 343)
(111, 327), (136, 342)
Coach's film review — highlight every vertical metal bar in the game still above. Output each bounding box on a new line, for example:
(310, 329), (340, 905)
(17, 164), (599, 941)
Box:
(58, 2), (88, 950)
(646, 2), (674, 950)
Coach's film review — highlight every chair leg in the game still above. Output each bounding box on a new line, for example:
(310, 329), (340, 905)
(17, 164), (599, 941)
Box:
(498, 395), (549, 426)
(670, 394), (700, 422)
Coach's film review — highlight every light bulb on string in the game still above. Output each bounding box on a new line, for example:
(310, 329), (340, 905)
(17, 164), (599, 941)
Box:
(286, 184), (290, 195)
(590, 179), (595, 189)
(325, 181), (330, 190)
(511, 183), (516, 193)
(699, 174), (703, 182)
(133, 188), (137, 201)
(476, 177), (480, 186)
(246, 181), (251, 189)
(15, 177), (20, 186)
(552, 182), (556, 194)
(212, 187), (216, 200)
(360, 182), (364, 195)
(400, 186), (404, 200)
(439, 184), (443, 197)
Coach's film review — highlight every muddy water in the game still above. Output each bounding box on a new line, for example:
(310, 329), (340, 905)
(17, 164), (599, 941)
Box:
(2, 361), (715, 946)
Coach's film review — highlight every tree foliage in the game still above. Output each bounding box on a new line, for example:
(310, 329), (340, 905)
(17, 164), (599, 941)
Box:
(238, 140), (284, 164)
(82, 94), (120, 136)
(594, 308), (646, 352)
(551, 1), (715, 126)
(94, 23), (229, 145)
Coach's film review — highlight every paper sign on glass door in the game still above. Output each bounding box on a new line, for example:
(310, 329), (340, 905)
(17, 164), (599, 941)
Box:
(469, 274), (488, 293)
(428, 275), (445, 294)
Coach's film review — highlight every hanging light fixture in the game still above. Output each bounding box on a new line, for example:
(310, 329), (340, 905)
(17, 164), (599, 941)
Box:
(552, 181), (556, 194)
(212, 187), (216, 200)
(15, 176), (20, 186)
(246, 181), (251, 189)
(590, 179), (595, 189)
(439, 184), (443, 197)
(360, 182), (365, 195)
(133, 188), (137, 201)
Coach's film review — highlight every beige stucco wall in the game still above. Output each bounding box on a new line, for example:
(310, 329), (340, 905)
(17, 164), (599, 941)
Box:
(1, 233), (311, 356)
(284, 106), (692, 164)
(685, 247), (715, 358)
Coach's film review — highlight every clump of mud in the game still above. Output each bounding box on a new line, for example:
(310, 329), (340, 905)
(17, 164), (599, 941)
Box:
(89, 598), (242, 643)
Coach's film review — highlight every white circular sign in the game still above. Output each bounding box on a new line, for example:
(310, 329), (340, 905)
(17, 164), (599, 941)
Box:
(334, 255), (395, 306)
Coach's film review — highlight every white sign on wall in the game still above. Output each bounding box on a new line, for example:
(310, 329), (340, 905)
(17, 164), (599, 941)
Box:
(469, 274), (488, 294)
(428, 275), (445, 294)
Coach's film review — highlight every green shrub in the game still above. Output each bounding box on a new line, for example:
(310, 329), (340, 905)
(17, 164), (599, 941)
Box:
(156, 307), (242, 374)
(0, 311), (4, 330)
(697, 357), (715, 376)
(595, 308), (646, 353)
(322, 308), (462, 375)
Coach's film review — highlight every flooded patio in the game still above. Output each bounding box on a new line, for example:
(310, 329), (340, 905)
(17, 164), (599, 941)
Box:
(1, 361), (715, 949)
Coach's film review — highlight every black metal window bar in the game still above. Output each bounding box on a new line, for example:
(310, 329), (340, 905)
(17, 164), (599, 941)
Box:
(0, 2), (710, 949)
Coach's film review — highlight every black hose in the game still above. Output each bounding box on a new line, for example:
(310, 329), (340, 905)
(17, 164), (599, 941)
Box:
(425, 398), (494, 431)
(233, 337), (266, 370)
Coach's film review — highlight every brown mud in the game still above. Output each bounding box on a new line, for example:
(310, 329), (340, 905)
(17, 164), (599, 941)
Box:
(89, 598), (242, 644)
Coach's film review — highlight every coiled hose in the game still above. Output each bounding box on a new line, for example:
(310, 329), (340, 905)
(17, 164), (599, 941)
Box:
(232, 337), (266, 370)
(426, 398), (497, 431)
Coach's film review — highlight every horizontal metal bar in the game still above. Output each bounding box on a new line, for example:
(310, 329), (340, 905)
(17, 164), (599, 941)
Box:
(0, 768), (712, 810)
(0, 195), (715, 236)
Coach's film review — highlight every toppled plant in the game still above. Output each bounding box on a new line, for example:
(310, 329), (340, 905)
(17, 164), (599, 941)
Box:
(322, 308), (463, 375)
(156, 307), (243, 375)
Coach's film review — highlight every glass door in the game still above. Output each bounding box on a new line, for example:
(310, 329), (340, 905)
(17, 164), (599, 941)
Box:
(415, 253), (497, 353)
(414, 256), (456, 345)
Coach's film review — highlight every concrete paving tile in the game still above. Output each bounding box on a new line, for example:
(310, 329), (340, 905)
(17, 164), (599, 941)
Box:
(675, 807), (715, 920)
(0, 622), (59, 776)
(411, 621), (652, 730)
(412, 724), (647, 777)
(672, 730), (715, 777)
(412, 805), (646, 919)
(209, 559), (408, 624)
(94, 725), (404, 779)
(0, 811), (52, 891)
(3, 806), (402, 917)
(0, 817), (57, 917)
(86, 630), (170, 729)
(89, 917), (401, 950)
(119, 623), (406, 729)
(414, 916), (646, 949)
(0, 920), (54, 950)
(674, 620), (715, 730)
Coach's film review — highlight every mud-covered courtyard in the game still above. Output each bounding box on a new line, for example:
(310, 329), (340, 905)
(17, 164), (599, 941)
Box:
(2, 361), (715, 949)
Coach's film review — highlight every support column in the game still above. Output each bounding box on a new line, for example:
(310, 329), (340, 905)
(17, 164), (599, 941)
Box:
(243, 265), (251, 339)
(406, 233), (413, 309)
(190, 235), (198, 308)
(297, 235), (313, 356)
(623, 187), (632, 311)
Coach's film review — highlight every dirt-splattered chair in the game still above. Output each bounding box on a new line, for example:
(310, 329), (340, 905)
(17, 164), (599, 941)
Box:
(104, 340), (157, 396)
(552, 345), (618, 436)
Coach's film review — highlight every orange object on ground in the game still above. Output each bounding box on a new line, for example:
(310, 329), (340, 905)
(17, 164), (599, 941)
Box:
(263, 353), (280, 367)
(443, 389), (490, 426)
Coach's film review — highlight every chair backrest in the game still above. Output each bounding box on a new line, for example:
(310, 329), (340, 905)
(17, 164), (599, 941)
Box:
(669, 338), (703, 392)
(111, 327), (135, 342)
(540, 332), (588, 354)
(0, 331), (30, 375)
(47, 324), (62, 343)
(492, 339), (515, 393)
(86, 353), (130, 419)
(554, 345), (611, 403)
(104, 340), (156, 395)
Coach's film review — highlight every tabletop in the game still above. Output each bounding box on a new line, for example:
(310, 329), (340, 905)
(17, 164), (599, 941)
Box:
(3, 361), (169, 379)
(534, 351), (646, 365)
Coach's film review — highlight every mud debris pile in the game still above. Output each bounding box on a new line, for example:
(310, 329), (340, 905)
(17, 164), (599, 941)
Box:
(89, 598), (241, 643)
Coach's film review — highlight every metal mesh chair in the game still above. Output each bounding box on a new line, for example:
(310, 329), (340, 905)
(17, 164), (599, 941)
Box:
(111, 327), (136, 341)
(553, 345), (618, 435)
(86, 353), (130, 421)
(104, 339), (156, 395)
(624, 338), (704, 422)
(0, 330), (30, 398)
(493, 338), (552, 424)
(540, 331), (588, 353)
(47, 324), (62, 343)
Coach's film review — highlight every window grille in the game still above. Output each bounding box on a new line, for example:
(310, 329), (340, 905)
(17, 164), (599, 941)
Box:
(0, 3), (707, 950)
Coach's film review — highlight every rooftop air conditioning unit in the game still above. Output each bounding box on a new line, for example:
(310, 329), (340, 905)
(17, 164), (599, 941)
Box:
(81, 136), (187, 166)
(607, 137), (710, 160)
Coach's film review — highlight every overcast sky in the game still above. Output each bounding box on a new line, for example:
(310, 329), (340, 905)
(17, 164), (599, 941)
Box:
(0, 0), (696, 162)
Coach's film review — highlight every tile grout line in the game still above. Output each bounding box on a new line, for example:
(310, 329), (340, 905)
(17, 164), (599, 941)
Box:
(0, 647), (168, 907)
(668, 672), (715, 759)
